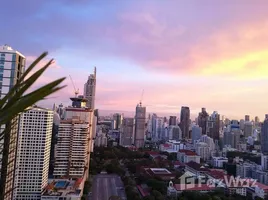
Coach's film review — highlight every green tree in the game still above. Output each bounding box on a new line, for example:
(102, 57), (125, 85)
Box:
(0, 52), (65, 200)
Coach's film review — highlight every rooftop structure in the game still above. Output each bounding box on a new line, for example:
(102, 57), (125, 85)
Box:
(41, 179), (83, 199)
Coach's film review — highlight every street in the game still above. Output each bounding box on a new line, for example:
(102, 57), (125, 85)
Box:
(91, 174), (127, 200)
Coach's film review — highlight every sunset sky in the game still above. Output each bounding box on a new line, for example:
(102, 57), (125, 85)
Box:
(2, 0), (268, 119)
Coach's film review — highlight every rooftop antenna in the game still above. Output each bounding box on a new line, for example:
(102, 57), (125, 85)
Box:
(139, 89), (144, 106)
(69, 75), (79, 97)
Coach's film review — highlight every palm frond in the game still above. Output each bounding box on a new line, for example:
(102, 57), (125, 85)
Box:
(0, 52), (66, 200)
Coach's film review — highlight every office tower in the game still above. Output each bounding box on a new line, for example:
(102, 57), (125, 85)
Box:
(200, 135), (215, 152)
(168, 125), (182, 140)
(120, 118), (134, 146)
(192, 125), (202, 143)
(151, 114), (157, 139)
(240, 119), (245, 131)
(134, 103), (146, 148)
(224, 123), (242, 148)
(83, 67), (96, 109)
(255, 116), (260, 127)
(113, 113), (122, 130)
(0, 45), (25, 200)
(95, 133), (107, 147)
(207, 111), (220, 141)
(245, 115), (250, 122)
(169, 116), (177, 126)
(261, 115), (268, 154)
(198, 108), (209, 135)
(53, 96), (91, 178)
(261, 154), (268, 171)
(180, 106), (190, 138)
(244, 121), (253, 138)
(195, 142), (210, 161)
(13, 106), (53, 200)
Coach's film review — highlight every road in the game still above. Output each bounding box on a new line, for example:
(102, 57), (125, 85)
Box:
(91, 174), (127, 200)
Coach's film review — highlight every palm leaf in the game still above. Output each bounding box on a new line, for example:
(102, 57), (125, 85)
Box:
(0, 52), (66, 200)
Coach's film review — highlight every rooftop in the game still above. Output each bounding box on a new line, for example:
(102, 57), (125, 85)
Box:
(206, 169), (227, 179)
(174, 184), (215, 191)
(179, 149), (197, 156)
(174, 161), (185, 167)
(186, 161), (210, 172)
(150, 168), (171, 175)
(42, 178), (83, 197)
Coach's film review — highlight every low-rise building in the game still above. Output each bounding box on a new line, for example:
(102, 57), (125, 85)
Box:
(177, 150), (200, 164)
(167, 182), (216, 197)
(143, 168), (175, 181)
(185, 161), (210, 177)
(211, 157), (228, 168)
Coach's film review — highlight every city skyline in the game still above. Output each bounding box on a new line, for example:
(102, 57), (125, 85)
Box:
(1, 1), (268, 119)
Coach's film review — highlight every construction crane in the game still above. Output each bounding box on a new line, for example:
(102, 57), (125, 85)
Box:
(69, 75), (79, 97)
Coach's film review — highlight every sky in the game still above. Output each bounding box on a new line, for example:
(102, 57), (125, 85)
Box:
(2, 0), (268, 120)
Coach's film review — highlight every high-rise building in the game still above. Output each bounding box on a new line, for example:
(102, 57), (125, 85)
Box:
(192, 125), (202, 143)
(198, 108), (209, 135)
(113, 113), (122, 130)
(200, 135), (215, 152)
(255, 116), (260, 127)
(0, 45), (25, 200)
(223, 121), (242, 148)
(83, 67), (96, 109)
(53, 96), (92, 178)
(168, 125), (182, 140)
(180, 106), (190, 138)
(261, 115), (268, 154)
(195, 142), (210, 161)
(169, 116), (177, 126)
(207, 111), (220, 141)
(120, 118), (134, 146)
(245, 115), (250, 122)
(240, 119), (245, 131)
(13, 106), (53, 200)
(244, 121), (253, 138)
(134, 103), (146, 148)
(48, 111), (60, 176)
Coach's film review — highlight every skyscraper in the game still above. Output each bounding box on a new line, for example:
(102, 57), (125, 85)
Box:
(169, 116), (177, 126)
(83, 67), (96, 109)
(261, 115), (268, 154)
(192, 125), (202, 143)
(207, 111), (220, 141)
(13, 106), (53, 200)
(113, 113), (122, 130)
(134, 103), (146, 148)
(120, 118), (134, 146)
(245, 115), (250, 122)
(180, 106), (190, 138)
(53, 96), (92, 178)
(244, 121), (253, 138)
(0, 45), (25, 200)
(198, 108), (209, 135)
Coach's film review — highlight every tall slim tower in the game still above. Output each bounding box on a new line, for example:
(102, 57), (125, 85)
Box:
(120, 118), (135, 146)
(261, 115), (268, 154)
(198, 108), (209, 135)
(13, 106), (53, 200)
(134, 102), (146, 148)
(0, 45), (25, 200)
(83, 67), (96, 109)
(180, 106), (190, 139)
